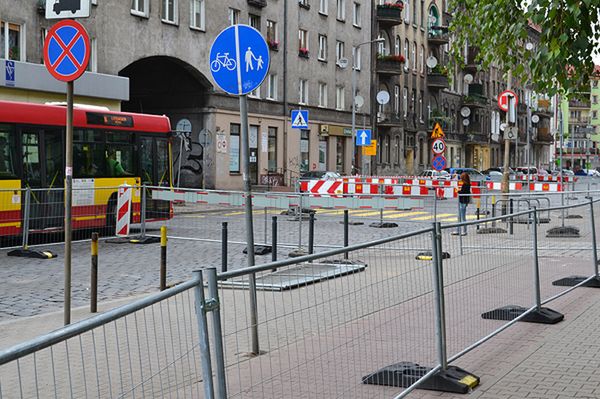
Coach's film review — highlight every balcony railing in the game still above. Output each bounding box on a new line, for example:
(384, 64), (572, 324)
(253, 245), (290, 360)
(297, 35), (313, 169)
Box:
(376, 4), (403, 26)
(427, 27), (449, 46)
(427, 72), (449, 89)
(377, 111), (403, 127)
(247, 0), (267, 7)
(376, 57), (404, 76)
(462, 94), (487, 108)
(464, 47), (480, 72)
(569, 99), (590, 108)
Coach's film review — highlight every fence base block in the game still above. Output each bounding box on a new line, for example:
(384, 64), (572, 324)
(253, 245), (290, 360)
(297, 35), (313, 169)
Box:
(288, 248), (308, 257)
(553, 275), (600, 288)
(243, 245), (272, 255)
(416, 251), (451, 261)
(481, 305), (564, 324)
(369, 222), (398, 228)
(362, 362), (479, 394)
(338, 220), (365, 226)
(128, 236), (161, 244)
(477, 227), (507, 234)
(105, 237), (132, 244)
(7, 248), (57, 259)
(559, 214), (583, 219)
(546, 226), (580, 238)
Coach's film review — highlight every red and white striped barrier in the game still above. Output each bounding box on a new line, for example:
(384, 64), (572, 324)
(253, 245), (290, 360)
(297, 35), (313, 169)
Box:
(116, 184), (132, 236)
(299, 180), (344, 195)
(529, 183), (563, 192)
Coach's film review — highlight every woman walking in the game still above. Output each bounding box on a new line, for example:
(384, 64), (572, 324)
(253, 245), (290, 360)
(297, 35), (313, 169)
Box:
(453, 172), (471, 236)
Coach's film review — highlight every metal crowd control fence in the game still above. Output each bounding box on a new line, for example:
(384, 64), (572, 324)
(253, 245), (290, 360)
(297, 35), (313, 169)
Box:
(3, 198), (600, 398)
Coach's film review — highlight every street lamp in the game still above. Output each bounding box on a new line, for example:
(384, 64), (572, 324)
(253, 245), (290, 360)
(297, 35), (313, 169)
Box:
(351, 38), (385, 175)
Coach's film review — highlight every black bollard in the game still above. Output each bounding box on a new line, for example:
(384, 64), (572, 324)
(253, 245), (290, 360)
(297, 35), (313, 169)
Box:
(272, 216), (278, 263)
(222, 222), (228, 274)
(308, 212), (315, 255)
(344, 210), (349, 260)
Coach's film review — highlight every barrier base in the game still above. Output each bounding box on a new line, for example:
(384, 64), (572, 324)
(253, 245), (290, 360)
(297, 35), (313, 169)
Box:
(415, 251), (451, 261)
(477, 227), (507, 234)
(552, 275), (600, 288)
(559, 214), (583, 219)
(243, 245), (272, 255)
(129, 236), (161, 244)
(362, 362), (479, 394)
(7, 248), (57, 259)
(339, 220), (365, 226)
(105, 237), (132, 244)
(481, 305), (564, 324)
(288, 215), (313, 222)
(546, 226), (580, 238)
(369, 222), (398, 228)
(288, 248), (308, 257)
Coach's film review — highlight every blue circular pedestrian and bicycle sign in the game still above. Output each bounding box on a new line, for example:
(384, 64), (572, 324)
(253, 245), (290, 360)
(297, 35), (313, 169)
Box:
(432, 155), (447, 171)
(209, 25), (270, 96)
(43, 19), (90, 82)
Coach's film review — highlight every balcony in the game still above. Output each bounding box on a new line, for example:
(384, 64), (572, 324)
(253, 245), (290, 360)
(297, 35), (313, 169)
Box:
(377, 111), (403, 127)
(463, 47), (480, 73)
(536, 127), (554, 143)
(569, 99), (590, 108)
(376, 55), (405, 76)
(427, 27), (449, 46)
(462, 94), (488, 108)
(427, 72), (449, 89)
(568, 117), (591, 124)
(247, 0), (267, 7)
(376, 4), (404, 26)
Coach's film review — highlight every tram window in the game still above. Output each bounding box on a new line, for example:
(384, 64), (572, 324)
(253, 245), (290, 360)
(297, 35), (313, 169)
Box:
(74, 143), (104, 177)
(74, 129), (102, 142)
(0, 126), (16, 178)
(22, 132), (40, 185)
(106, 131), (133, 143)
(157, 139), (169, 186)
(105, 144), (134, 177)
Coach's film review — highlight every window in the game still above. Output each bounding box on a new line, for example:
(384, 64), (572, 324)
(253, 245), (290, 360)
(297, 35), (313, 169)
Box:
(395, 35), (401, 55)
(420, 0), (425, 26)
(593, 95), (598, 104)
(352, 46), (361, 70)
(404, 0), (410, 23)
(402, 87), (408, 117)
(161, 0), (178, 23)
(404, 39), (409, 66)
(377, 33), (386, 54)
(318, 34), (327, 60)
(419, 91), (424, 122)
(319, 0), (328, 14)
(412, 42), (417, 71)
(268, 127), (277, 172)
(299, 29), (309, 52)
(0, 21), (24, 61)
(0, 126), (16, 178)
(299, 0), (309, 7)
(394, 85), (400, 115)
(336, 86), (345, 110)
(419, 45), (424, 73)
(229, 124), (240, 173)
(395, 135), (401, 165)
(336, 137), (345, 173)
(336, 0), (346, 20)
(267, 74), (277, 100)
(336, 41), (345, 63)
(353, 2), (361, 27)
(131, 0), (149, 16)
(190, 0), (205, 30)
(267, 20), (277, 43)
(86, 38), (97, 72)
(411, 90), (416, 114)
(301, 130), (310, 172)
(249, 14), (260, 30)
(249, 85), (260, 98)
(228, 8), (239, 25)
(299, 79), (309, 104)
(318, 83), (328, 107)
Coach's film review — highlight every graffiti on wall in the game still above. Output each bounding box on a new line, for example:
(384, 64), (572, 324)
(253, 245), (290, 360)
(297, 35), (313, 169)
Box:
(173, 128), (213, 187)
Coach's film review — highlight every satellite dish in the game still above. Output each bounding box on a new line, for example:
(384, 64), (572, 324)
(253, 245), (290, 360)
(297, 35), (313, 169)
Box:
(426, 56), (438, 69)
(403, 65), (410, 73)
(337, 57), (349, 69)
(491, 133), (500, 142)
(531, 114), (540, 124)
(176, 118), (192, 134)
(460, 107), (471, 118)
(525, 42), (534, 51)
(462, 119), (470, 126)
(464, 74), (473, 84)
(500, 123), (508, 131)
(376, 91), (390, 105)
(354, 95), (364, 108)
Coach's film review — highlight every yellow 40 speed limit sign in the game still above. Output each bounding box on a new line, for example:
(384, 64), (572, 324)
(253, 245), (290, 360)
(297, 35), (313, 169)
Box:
(431, 138), (446, 155)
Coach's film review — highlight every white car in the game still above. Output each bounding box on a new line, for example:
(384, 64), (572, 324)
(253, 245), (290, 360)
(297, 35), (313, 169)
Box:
(418, 170), (451, 180)
(584, 169), (600, 177)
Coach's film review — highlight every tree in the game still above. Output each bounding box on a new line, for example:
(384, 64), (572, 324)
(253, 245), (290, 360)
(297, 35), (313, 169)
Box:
(449, 0), (600, 96)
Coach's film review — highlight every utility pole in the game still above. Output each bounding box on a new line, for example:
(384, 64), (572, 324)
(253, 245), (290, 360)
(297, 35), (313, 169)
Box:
(501, 70), (513, 212)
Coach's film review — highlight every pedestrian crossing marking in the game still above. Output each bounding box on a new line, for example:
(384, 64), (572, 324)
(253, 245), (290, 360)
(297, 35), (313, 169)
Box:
(383, 211), (428, 218)
(410, 213), (455, 221)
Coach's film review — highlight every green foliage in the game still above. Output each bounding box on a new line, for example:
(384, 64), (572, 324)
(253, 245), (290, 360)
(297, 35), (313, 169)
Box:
(448, 0), (600, 98)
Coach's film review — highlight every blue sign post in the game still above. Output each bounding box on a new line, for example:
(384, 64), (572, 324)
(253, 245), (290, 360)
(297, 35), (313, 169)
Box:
(209, 26), (270, 342)
(209, 25), (270, 95)
(355, 129), (372, 146)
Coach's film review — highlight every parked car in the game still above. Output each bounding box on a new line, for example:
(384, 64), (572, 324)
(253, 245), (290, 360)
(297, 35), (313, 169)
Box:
(482, 167), (516, 177)
(418, 170), (451, 180)
(515, 166), (538, 175)
(552, 168), (575, 176)
(585, 169), (600, 177)
(300, 171), (341, 180)
(444, 167), (487, 181)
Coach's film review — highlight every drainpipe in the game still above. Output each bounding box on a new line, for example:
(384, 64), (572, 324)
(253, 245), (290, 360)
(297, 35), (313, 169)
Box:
(283, 0), (289, 186)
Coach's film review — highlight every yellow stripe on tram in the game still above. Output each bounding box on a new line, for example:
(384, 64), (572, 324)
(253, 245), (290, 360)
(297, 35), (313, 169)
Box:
(74, 215), (106, 222)
(410, 213), (455, 221)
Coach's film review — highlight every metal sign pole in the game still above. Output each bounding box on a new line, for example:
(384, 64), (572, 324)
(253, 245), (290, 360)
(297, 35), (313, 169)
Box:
(64, 80), (74, 325)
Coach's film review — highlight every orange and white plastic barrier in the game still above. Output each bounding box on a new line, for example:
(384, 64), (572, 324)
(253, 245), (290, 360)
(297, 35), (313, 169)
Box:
(116, 184), (132, 236)
(299, 180), (344, 195)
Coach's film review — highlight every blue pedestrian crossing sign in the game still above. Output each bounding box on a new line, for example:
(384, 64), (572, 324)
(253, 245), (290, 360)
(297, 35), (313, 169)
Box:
(291, 110), (309, 129)
(356, 129), (372, 146)
(209, 25), (270, 96)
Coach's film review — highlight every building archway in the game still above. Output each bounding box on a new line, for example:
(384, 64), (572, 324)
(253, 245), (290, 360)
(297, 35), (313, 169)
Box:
(119, 56), (213, 188)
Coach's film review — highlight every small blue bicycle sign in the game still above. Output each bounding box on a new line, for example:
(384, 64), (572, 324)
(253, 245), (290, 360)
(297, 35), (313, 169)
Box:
(209, 25), (270, 96)
(210, 52), (237, 72)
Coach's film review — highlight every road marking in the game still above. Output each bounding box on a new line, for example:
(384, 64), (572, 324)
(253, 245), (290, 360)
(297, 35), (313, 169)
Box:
(438, 215), (483, 222)
(383, 211), (428, 219)
(410, 213), (455, 221)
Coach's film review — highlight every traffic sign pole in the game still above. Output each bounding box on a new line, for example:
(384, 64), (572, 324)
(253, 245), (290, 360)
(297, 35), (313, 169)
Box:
(64, 81), (73, 325)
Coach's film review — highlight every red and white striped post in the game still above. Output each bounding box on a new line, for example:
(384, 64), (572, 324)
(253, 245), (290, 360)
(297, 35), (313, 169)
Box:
(116, 184), (133, 237)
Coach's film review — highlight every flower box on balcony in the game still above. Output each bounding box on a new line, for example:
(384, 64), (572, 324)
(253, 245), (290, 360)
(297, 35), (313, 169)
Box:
(376, 3), (403, 23)
(298, 48), (309, 58)
(268, 40), (279, 51)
